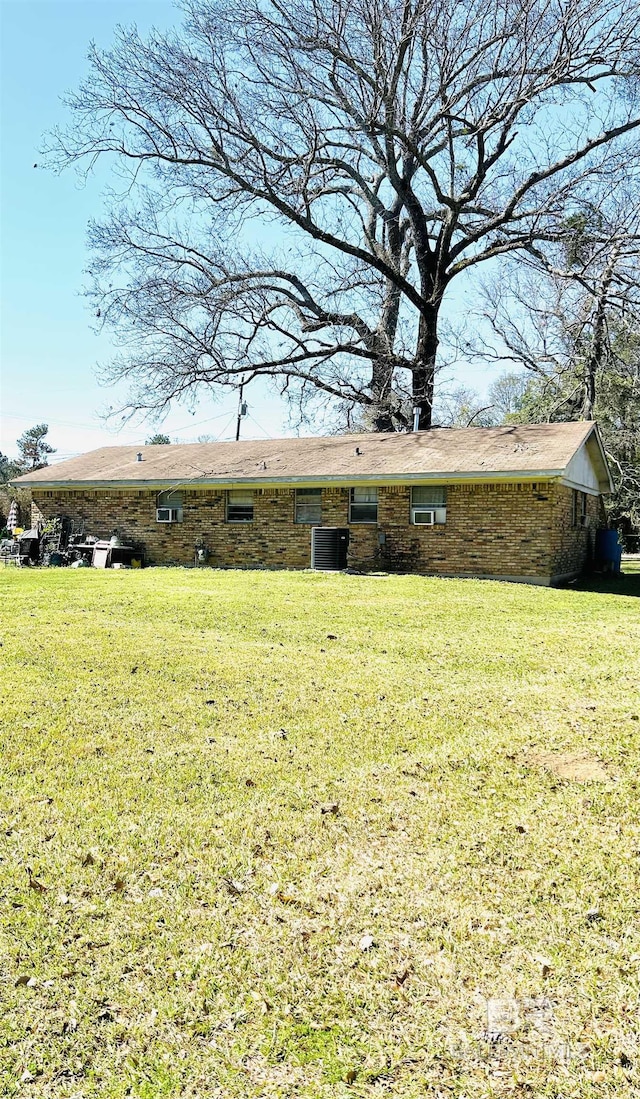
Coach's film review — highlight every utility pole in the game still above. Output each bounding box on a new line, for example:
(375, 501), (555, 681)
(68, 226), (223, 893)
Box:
(235, 379), (248, 442)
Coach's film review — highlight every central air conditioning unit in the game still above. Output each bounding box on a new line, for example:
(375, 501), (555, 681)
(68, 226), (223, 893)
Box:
(311, 527), (349, 570)
(156, 507), (181, 523)
(411, 508), (436, 525)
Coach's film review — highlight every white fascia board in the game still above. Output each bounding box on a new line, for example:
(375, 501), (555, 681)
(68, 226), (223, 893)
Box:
(560, 477), (601, 495)
(24, 469), (566, 491)
(587, 425), (614, 493)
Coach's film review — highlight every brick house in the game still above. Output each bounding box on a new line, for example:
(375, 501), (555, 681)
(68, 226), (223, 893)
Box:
(14, 422), (612, 585)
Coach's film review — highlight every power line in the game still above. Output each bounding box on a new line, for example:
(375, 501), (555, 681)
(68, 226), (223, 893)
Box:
(212, 414), (240, 442)
(246, 412), (275, 439)
(3, 406), (236, 438)
(165, 409), (236, 435)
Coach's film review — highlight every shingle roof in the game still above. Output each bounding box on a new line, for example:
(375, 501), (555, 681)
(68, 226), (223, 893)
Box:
(13, 422), (606, 489)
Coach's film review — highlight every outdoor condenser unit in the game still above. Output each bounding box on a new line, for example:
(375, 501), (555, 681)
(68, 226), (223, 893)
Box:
(311, 527), (349, 570)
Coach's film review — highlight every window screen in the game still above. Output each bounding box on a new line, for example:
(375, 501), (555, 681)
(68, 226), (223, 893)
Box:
(295, 488), (322, 524)
(227, 490), (254, 522)
(411, 486), (447, 524)
(158, 490), (183, 507)
(349, 487), (378, 523)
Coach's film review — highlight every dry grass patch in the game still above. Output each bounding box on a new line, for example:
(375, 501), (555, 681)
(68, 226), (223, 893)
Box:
(526, 750), (612, 783)
(1, 565), (640, 1097)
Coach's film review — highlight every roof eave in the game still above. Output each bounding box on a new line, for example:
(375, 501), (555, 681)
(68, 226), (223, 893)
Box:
(20, 468), (567, 490)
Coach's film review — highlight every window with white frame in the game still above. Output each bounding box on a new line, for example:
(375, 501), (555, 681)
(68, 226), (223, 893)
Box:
(156, 490), (183, 523)
(295, 488), (322, 524)
(349, 486), (378, 523)
(572, 489), (588, 527)
(227, 490), (254, 522)
(411, 486), (447, 525)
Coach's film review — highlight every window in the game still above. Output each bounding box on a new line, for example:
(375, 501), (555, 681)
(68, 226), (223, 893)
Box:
(572, 490), (588, 527)
(349, 486), (378, 523)
(411, 486), (447, 525)
(156, 490), (183, 523)
(295, 488), (322, 524)
(227, 490), (254, 522)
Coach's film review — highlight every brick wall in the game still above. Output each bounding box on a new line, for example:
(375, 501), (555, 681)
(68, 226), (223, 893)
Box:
(31, 480), (603, 581)
(549, 484), (603, 578)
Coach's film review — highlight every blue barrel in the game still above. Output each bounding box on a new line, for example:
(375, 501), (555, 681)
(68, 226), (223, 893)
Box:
(595, 529), (622, 574)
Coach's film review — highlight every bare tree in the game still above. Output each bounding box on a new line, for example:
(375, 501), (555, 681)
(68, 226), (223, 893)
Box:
(487, 372), (529, 421)
(468, 213), (640, 531)
(433, 383), (496, 426)
(468, 199), (640, 417)
(48, 0), (640, 429)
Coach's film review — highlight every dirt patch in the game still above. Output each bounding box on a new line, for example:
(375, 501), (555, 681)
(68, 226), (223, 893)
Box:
(527, 750), (611, 783)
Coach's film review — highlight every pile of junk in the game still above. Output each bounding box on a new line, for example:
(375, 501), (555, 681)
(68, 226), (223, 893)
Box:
(0, 516), (144, 569)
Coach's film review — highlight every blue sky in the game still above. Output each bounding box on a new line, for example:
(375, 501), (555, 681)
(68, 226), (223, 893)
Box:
(0, 0), (290, 461)
(0, 1), (488, 463)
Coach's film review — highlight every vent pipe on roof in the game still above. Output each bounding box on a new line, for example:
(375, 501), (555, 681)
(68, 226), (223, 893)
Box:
(136, 452), (143, 462)
(354, 446), (362, 456)
(412, 406), (421, 432)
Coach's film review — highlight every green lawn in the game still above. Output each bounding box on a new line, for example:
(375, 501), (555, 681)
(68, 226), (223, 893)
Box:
(1, 566), (639, 1098)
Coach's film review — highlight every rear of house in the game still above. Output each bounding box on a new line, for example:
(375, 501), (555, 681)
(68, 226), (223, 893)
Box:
(14, 422), (612, 585)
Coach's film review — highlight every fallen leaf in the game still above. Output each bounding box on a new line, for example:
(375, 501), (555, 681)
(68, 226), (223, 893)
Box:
(533, 954), (554, 978)
(395, 968), (411, 986)
(28, 873), (47, 894)
(82, 851), (97, 867)
(276, 891), (298, 905)
(113, 878), (126, 892)
(15, 974), (36, 987)
(222, 877), (244, 896)
(320, 802), (340, 815)
(345, 1067), (358, 1083)
(245, 778), (256, 787)
(359, 934), (375, 951)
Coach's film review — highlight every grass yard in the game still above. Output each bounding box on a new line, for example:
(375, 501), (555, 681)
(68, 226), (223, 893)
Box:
(1, 565), (640, 1098)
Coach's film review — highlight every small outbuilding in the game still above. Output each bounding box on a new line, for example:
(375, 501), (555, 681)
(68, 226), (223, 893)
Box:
(13, 422), (612, 584)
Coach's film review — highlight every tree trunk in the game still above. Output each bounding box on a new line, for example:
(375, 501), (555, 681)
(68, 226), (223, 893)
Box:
(581, 246), (619, 421)
(371, 406), (397, 432)
(412, 309), (439, 430)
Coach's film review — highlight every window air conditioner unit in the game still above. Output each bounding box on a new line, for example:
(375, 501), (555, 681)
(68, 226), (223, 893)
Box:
(156, 507), (180, 523)
(412, 508), (436, 525)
